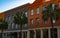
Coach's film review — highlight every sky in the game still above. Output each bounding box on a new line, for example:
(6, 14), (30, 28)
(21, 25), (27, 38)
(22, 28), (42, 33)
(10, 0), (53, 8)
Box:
(0, 0), (35, 12)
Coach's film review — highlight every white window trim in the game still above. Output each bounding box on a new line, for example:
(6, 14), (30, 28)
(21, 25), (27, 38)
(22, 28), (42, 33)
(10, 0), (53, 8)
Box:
(59, 2), (60, 8)
(16, 24), (19, 29)
(44, 20), (47, 24)
(25, 12), (28, 17)
(31, 9), (34, 15)
(52, 19), (56, 23)
(36, 19), (40, 24)
(43, 6), (47, 11)
(36, 8), (40, 14)
(52, 4), (55, 10)
(30, 19), (34, 25)
(46, 0), (50, 2)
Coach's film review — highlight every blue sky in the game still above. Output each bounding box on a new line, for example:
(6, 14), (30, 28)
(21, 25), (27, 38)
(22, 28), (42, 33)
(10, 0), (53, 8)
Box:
(0, 0), (35, 12)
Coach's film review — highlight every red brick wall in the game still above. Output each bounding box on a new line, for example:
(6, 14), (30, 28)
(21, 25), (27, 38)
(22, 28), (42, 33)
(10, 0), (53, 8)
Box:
(0, 13), (4, 19)
(28, 0), (60, 29)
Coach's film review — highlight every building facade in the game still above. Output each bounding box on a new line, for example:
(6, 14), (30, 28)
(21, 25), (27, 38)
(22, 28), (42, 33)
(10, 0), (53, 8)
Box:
(0, 13), (4, 19)
(28, 0), (60, 38)
(2, 3), (30, 38)
(1, 0), (60, 38)
(0, 13), (4, 38)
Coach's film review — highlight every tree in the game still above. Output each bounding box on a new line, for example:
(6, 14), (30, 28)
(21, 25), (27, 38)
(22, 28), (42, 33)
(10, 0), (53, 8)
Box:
(0, 19), (8, 30)
(42, 4), (60, 38)
(13, 12), (28, 38)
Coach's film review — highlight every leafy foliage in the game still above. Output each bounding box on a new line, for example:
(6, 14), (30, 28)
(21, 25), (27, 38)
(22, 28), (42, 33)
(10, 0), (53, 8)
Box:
(13, 11), (28, 27)
(42, 4), (60, 21)
(0, 19), (8, 30)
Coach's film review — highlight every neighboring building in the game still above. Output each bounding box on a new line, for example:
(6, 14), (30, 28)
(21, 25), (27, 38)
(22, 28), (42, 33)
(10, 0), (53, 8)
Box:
(0, 13), (4, 38)
(28, 0), (60, 38)
(2, 3), (30, 38)
(0, 13), (4, 19)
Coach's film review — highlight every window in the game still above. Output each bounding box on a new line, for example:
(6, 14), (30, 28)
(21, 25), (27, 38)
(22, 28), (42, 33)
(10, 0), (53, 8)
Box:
(46, 0), (50, 2)
(59, 2), (60, 8)
(9, 16), (11, 21)
(8, 23), (11, 29)
(5, 17), (8, 21)
(43, 6), (47, 11)
(44, 19), (47, 24)
(25, 12), (28, 17)
(24, 24), (27, 29)
(12, 23), (14, 29)
(52, 19), (56, 23)
(52, 4), (55, 10)
(12, 16), (14, 21)
(24, 24), (27, 27)
(36, 18), (40, 25)
(16, 24), (18, 29)
(30, 19), (33, 25)
(8, 24), (10, 29)
(31, 9), (34, 15)
(36, 8), (40, 14)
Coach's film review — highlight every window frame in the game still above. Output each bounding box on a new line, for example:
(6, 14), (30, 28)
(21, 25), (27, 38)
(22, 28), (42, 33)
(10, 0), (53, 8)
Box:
(36, 18), (40, 25)
(25, 12), (28, 17)
(43, 19), (47, 24)
(59, 2), (60, 8)
(30, 19), (34, 25)
(45, 0), (50, 2)
(31, 9), (34, 15)
(43, 5), (47, 11)
(36, 7), (40, 14)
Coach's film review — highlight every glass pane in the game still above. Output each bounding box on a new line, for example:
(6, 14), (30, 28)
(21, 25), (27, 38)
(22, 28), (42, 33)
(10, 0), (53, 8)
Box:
(36, 8), (40, 14)
(31, 10), (34, 15)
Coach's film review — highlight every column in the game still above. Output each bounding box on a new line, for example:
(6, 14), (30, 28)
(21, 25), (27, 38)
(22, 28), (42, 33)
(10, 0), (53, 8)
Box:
(48, 28), (51, 38)
(17, 32), (19, 38)
(6, 33), (7, 38)
(27, 31), (30, 38)
(22, 32), (23, 38)
(34, 30), (36, 38)
(2, 33), (4, 38)
(5, 33), (6, 38)
(8, 33), (10, 38)
(58, 28), (60, 38)
(41, 29), (43, 38)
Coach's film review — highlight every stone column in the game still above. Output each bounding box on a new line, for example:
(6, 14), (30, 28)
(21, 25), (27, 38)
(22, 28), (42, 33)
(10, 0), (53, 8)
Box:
(6, 33), (7, 38)
(2, 33), (4, 38)
(34, 30), (36, 38)
(27, 31), (30, 38)
(17, 32), (19, 38)
(58, 28), (60, 38)
(41, 29), (43, 38)
(22, 32), (23, 38)
(8, 33), (10, 38)
(48, 28), (51, 38)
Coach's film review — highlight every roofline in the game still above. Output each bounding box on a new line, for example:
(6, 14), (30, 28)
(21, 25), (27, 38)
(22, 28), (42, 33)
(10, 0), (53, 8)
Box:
(3, 3), (30, 13)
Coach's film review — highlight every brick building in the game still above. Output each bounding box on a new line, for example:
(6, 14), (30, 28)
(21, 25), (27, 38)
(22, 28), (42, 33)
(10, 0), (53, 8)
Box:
(28, 0), (60, 38)
(0, 13), (4, 19)
(1, 0), (60, 38)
